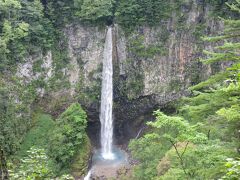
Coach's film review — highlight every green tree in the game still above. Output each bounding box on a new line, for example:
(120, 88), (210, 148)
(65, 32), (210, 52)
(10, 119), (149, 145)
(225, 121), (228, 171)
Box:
(191, 0), (240, 90)
(0, 0), (54, 71)
(179, 1), (240, 179)
(0, 0), (29, 68)
(10, 148), (53, 180)
(148, 111), (207, 178)
(0, 79), (36, 157)
(187, 0), (240, 151)
(76, 0), (113, 22)
(10, 147), (75, 179)
(115, 0), (179, 30)
(221, 158), (240, 180)
(129, 133), (165, 179)
(48, 103), (88, 171)
(159, 140), (236, 180)
(129, 110), (207, 180)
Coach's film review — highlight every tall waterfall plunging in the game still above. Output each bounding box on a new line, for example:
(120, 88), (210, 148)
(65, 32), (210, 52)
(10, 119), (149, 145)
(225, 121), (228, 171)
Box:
(100, 27), (114, 160)
(83, 26), (128, 179)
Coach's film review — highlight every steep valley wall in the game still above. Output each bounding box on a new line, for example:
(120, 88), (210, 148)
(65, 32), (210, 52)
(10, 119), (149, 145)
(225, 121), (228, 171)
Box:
(14, 0), (225, 143)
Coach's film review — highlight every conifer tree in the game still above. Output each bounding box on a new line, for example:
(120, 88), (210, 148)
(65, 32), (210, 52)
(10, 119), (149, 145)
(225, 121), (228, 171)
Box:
(192, 0), (240, 90)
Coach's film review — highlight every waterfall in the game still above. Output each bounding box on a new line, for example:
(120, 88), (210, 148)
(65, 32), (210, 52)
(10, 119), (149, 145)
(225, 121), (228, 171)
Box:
(100, 27), (115, 160)
(84, 170), (91, 180)
(135, 126), (146, 139)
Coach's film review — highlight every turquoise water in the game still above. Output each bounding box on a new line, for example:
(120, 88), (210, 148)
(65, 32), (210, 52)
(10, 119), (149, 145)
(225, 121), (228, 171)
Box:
(92, 146), (128, 166)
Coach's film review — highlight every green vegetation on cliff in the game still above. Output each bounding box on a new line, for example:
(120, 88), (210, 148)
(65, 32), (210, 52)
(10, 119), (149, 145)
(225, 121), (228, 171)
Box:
(6, 103), (90, 178)
(127, 0), (240, 179)
(0, 0), (54, 71)
(48, 103), (88, 172)
(0, 0), (239, 179)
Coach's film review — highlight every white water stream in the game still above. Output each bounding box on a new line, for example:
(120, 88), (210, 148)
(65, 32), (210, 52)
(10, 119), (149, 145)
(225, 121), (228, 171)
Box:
(83, 170), (91, 180)
(100, 27), (114, 160)
(83, 25), (129, 179)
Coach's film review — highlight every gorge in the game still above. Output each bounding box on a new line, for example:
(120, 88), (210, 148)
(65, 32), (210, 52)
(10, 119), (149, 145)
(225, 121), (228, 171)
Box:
(85, 26), (129, 179)
(0, 0), (239, 180)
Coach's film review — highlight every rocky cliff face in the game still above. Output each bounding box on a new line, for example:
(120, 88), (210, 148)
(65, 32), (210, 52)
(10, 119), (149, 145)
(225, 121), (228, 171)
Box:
(64, 24), (105, 96)
(113, 1), (224, 142)
(16, 0), (224, 143)
(115, 3), (223, 100)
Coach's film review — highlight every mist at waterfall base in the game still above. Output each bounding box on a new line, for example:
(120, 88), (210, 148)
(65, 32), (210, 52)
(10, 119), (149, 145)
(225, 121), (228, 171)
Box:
(92, 146), (127, 164)
(84, 27), (128, 179)
(85, 147), (128, 179)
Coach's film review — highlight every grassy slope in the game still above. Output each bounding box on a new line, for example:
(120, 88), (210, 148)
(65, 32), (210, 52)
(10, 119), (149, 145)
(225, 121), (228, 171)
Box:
(16, 113), (55, 157)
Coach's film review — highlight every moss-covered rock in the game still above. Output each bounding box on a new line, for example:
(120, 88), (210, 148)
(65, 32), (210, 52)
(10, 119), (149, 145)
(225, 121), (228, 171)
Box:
(71, 135), (92, 178)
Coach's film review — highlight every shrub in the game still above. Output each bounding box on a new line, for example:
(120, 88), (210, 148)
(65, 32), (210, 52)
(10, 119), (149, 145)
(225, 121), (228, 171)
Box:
(48, 103), (87, 172)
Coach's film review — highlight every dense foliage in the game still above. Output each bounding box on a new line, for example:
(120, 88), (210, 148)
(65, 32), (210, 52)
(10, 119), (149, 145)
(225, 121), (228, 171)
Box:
(0, 78), (37, 157)
(7, 103), (88, 178)
(0, 0), (54, 71)
(16, 114), (55, 157)
(115, 0), (180, 29)
(48, 103), (88, 172)
(10, 148), (53, 179)
(76, 0), (113, 22)
(128, 0), (240, 179)
(0, 0), (239, 179)
(10, 147), (74, 179)
(0, 1), (67, 173)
